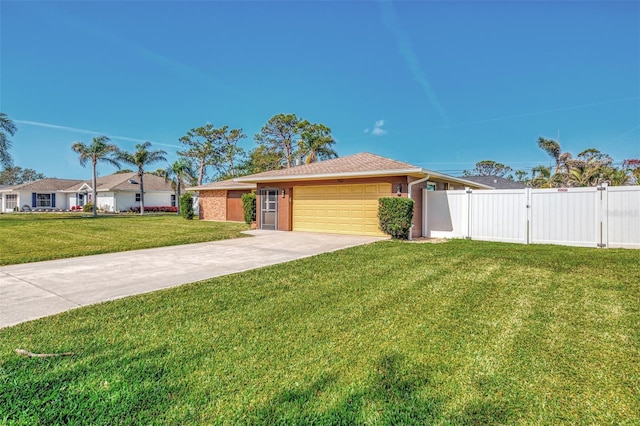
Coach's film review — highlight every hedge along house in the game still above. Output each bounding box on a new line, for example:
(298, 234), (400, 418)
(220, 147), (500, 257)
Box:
(234, 152), (491, 238)
(0, 172), (176, 213)
(187, 178), (256, 221)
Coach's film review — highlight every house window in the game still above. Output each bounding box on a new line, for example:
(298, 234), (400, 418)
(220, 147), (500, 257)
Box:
(36, 194), (52, 207)
(5, 194), (17, 209)
(171, 194), (176, 207)
(135, 193), (141, 202)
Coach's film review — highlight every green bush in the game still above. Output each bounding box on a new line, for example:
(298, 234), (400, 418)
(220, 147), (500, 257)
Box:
(378, 197), (414, 240)
(180, 193), (194, 220)
(241, 192), (256, 225)
(82, 203), (93, 213)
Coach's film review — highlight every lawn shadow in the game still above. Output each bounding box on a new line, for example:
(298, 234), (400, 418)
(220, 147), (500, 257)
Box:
(245, 351), (512, 425)
(246, 352), (442, 425)
(0, 345), (181, 424)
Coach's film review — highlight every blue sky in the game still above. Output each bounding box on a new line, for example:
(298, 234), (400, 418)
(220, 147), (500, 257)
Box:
(1, 0), (638, 180)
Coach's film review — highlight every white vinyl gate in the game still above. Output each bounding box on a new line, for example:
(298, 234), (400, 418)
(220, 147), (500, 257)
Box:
(424, 185), (640, 248)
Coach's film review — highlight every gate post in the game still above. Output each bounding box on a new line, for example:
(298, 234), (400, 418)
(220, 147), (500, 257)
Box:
(525, 188), (531, 245)
(597, 183), (608, 248)
(465, 187), (472, 239)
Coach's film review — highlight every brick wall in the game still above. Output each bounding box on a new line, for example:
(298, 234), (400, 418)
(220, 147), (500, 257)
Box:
(198, 190), (226, 220)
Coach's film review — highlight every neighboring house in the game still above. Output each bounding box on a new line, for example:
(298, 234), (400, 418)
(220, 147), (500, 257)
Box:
(187, 179), (255, 221)
(461, 175), (527, 189)
(224, 152), (492, 238)
(0, 172), (175, 213)
(1, 178), (84, 212)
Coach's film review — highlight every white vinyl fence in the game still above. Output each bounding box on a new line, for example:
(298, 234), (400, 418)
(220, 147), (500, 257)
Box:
(424, 185), (640, 248)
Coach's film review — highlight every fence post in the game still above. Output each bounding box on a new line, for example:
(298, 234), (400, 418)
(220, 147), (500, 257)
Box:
(597, 183), (608, 248)
(465, 187), (472, 239)
(525, 187), (531, 245)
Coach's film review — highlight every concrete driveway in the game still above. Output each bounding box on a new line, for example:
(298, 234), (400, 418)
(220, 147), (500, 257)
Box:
(0, 230), (384, 328)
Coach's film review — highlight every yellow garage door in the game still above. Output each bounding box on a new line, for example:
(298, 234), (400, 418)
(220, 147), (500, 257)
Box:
(293, 183), (391, 236)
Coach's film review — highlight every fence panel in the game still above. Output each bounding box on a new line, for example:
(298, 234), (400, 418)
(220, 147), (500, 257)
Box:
(424, 186), (639, 248)
(606, 186), (640, 248)
(529, 187), (598, 247)
(425, 190), (468, 239)
(469, 190), (527, 243)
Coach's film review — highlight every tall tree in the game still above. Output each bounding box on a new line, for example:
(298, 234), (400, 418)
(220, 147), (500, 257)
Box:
(514, 170), (529, 184)
(537, 137), (562, 173)
(178, 124), (223, 185)
(298, 123), (338, 164)
(239, 145), (284, 175)
(118, 142), (167, 215)
(0, 166), (45, 185)
(254, 114), (302, 168)
(622, 159), (640, 184)
(463, 160), (513, 178)
(219, 126), (246, 178)
(0, 112), (18, 168)
(71, 136), (120, 217)
(164, 158), (196, 215)
(530, 165), (552, 188)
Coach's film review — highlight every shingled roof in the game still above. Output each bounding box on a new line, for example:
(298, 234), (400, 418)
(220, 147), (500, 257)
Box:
(235, 153), (425, 182)
(461, 175), (527, 189)
(93, 172), (174, 192)
(7, 178), (85, 192)
(5, 173), (174, 193)
(234, 152), (493, 189)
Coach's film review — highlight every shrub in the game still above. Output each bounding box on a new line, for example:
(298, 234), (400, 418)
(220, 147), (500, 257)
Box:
(378, 197), (414, 240)
(241, 192), (256, 225)
(180, 193), (194, 220)
(128, 206), (178, 213)
(83, 203), (93, 213)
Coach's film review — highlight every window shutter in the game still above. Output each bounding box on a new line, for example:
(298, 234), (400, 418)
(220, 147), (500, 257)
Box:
(32, 193), (36, 207)
(52, 194), (56, 208)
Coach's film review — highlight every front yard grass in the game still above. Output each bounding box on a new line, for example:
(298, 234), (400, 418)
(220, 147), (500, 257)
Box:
(1, 240), (638, 424)
(0, 213), (248, 265)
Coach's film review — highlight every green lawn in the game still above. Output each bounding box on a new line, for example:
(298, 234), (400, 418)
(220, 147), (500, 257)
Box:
(0, 213), (248, 265)
(1, 240), (638, 424)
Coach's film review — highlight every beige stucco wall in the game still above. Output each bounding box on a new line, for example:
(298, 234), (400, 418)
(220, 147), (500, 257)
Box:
(198, 190), (226, 220)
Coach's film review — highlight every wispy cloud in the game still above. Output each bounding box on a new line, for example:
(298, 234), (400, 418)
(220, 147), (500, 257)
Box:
(15, 119), (181, 149)
(379, 0), (449, 125)
(365, 119), (387, 136)
(41, 3), (253, 100)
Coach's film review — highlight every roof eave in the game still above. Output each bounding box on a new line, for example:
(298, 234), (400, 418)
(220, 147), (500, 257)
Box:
(186, 184), (256, 191)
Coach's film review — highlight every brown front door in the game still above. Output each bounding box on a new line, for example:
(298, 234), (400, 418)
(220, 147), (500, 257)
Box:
(226, 190), (245, 222)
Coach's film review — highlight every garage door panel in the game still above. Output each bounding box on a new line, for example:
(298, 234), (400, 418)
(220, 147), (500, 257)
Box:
(293, 183), (390, 236)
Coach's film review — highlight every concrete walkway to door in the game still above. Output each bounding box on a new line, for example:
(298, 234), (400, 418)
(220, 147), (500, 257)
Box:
(0, 230), (385, 328)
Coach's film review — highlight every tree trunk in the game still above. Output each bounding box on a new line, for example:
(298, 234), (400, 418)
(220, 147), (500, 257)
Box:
(92, 158), (98, 217)
(139, 169), (145, 215)
(176, 180), (181, 216)
(198, 160), (206, 185)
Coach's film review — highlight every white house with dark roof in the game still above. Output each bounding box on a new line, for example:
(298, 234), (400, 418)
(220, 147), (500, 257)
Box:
(0, 172), (176, 213)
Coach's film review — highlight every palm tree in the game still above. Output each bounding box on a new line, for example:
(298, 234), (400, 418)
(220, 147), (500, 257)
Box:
(71, 136), (120, 217)
(164, 158), (196, 215)
(0, 112), (18, 168)
(118, 142), (167, 215)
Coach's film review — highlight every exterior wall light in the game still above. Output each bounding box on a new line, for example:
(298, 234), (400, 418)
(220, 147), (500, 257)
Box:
(396, 184), (402, 196)
(281, 188), (286, 198)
